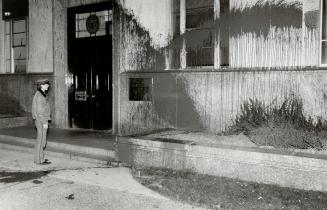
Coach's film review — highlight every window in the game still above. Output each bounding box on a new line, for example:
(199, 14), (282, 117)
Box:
(322, 0), (327, 65)
(185, 0), (214, 67)
(4, 18), (28, 73)
(75, 10), (112, 38)
(129, 78), (152, 101)
(172, 0), (230, 69)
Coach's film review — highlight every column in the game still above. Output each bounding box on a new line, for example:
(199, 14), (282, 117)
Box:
(214, 0), (220, 69)
(180, 0), (186, 69)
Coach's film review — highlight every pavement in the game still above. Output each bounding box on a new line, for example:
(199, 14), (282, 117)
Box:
(0, 148), (205, 210)
(0, 126), (117, 164)
(0, 126), (115, 150)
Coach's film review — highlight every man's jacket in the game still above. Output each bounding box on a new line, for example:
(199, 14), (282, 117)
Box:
(32, 90), (51, 124)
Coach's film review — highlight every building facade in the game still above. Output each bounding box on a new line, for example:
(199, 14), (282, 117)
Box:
(0, 0), (325, 136)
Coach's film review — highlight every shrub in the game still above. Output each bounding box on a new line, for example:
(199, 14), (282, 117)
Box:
(227, 96), (325, 150)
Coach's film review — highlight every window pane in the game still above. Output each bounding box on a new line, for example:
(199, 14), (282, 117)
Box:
(5, 34), (11, 59)
(78, 31), (90, 38)
(323, 0), (327, 40)
(13, 20), (26, 33)
(13, 46), (26, 59)
(186, 29), (214, 66)
(3, 18), (28, 74)
(186, 7), (214, 29)
(14, 59), (26, 73)
(95, 10), (107, 18)
(78, 12), (90, 20)
(13, 33), (26, 46)
(98, 15), (106, 30)
(5, 21), (11, 34)
(75, 11), (110, 38)
(96, 29), (106, 36)
(185, 0), (214, 67)
(322, 41), (327, 64)
(5, 60), (11, 73)
(78, 18), (87, 31)
(129, 78), (152, 101)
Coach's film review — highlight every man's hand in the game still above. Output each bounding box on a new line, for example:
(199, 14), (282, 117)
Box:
(43, 124), (48, 129)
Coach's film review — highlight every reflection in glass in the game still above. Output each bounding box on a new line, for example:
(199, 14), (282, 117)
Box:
(13, 20), (26, 33)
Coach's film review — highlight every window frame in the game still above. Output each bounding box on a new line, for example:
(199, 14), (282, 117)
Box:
(4, 17), (28, 74)
(185, 6), (215, 68)
(177, 0), (216, 69)
(74, 9), (112, 39)
(321, 0), (327, 66)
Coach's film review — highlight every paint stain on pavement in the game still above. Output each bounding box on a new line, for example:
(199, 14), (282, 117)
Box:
(65, 194), (75, 200)
(32, 180), (43, 184)
(0, 171), (50, 184)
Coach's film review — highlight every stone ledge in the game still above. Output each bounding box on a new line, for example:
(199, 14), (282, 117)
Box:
(117, 136), (327, 192)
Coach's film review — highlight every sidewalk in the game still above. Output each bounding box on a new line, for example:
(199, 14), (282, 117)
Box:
(0, 149), (206, 210)
(0, 126), (117, 164)
(0, 126), (115, 149)
(0, 148), (165, 200)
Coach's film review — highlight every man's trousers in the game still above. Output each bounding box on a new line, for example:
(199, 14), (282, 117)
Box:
(34, 120), (48, 164)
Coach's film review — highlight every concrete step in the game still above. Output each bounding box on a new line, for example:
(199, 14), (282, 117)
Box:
(0, 134), (118, 165)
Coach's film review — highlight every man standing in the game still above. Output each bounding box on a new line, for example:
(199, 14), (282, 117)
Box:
(32, 78), (51, 165)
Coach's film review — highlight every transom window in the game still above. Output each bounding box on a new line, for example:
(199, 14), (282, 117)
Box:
(75, 10), (112, 38)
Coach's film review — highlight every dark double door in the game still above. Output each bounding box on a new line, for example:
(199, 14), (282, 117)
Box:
(68, 3), (112, 130)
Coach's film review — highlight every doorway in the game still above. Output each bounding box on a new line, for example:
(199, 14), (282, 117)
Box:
(68, 2), (112, 130)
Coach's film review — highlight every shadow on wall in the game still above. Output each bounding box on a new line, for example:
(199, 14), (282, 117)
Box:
(117, 2), (204, 133)
(120, 73), (204, 135)
(0, 93), (26, 116)
(152, 73), (204, 131)
(229, 0), (302, 38)
(304, 10), (319, 29)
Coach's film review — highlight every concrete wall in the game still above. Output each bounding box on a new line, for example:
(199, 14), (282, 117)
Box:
(117, 0), (320, 71)
(28, 0), (54, 73)
(0, 0), (116, 129)
(116, 0), (326, 135)
(0, 0), (56, 126)
(53, 0), (69, 128)
(0, 74), (54, 119)
(228, 0), (319, 68)
(119, 69), (327, 134)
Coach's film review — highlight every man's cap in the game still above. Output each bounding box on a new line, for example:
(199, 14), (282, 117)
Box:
(36, 78), (50, 85)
